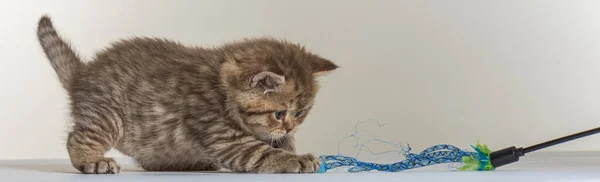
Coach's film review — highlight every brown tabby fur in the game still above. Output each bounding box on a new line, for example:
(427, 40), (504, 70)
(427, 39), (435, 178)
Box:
(36, 15), (338, 174)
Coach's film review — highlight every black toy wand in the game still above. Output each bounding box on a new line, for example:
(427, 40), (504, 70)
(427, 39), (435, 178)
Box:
(490, 126), (600, 168)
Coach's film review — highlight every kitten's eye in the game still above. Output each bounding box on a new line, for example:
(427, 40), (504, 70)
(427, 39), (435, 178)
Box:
(294, 110), (304, 118)
(274, 111), (286, 121)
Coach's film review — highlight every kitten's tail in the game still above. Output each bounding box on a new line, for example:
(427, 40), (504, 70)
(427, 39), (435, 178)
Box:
(37, 15), (83, 89)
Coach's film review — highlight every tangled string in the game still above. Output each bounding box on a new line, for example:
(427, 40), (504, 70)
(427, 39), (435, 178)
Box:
(319, 144), (478, 173)
(317, 120), (479, 173)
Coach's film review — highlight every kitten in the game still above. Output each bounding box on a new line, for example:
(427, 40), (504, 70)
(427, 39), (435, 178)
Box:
(36, 15), (337, 174)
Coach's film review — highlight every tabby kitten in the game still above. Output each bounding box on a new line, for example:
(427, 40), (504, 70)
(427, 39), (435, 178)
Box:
(36, 16), (337, 174)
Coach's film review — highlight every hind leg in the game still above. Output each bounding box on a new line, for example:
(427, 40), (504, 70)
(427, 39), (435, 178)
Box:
(67, 113), (122, 174)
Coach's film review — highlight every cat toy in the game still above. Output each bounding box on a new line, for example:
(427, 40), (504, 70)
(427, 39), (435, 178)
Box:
(318, 123), (600, 173)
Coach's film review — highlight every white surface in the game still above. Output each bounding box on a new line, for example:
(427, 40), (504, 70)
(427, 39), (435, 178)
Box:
(3, 0), (600, 160)
(1, 152), (600, 182)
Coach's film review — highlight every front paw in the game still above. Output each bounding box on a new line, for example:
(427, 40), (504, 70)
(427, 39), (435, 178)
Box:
(257, 153), (320, 173)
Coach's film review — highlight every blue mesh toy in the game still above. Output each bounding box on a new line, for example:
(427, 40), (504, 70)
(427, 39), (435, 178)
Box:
(319, 143), (492, 173)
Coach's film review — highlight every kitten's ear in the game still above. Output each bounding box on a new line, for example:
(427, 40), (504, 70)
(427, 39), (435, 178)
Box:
(250, 71), (286, 93)
(311, 57), (338, 76)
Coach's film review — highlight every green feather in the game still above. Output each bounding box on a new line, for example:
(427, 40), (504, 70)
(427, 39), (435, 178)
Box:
(459, 141), (495, 171)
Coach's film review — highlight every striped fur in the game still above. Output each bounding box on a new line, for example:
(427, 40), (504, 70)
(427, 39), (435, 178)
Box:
(37, 16), (83, 89)
(36, 16), (337, 174)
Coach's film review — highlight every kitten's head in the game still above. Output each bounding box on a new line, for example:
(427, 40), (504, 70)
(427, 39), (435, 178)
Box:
(220, 38), (337, 140)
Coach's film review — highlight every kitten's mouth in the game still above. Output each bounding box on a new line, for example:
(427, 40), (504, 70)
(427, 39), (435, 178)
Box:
(267, 130), (287, 139)
(270, 132), (286, 138)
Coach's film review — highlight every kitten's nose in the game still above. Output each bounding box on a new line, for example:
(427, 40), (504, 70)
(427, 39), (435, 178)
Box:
(284, 121), (295, 133)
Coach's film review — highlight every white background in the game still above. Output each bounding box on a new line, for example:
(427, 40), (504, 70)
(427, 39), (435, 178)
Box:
(2, 0), (600, 160)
